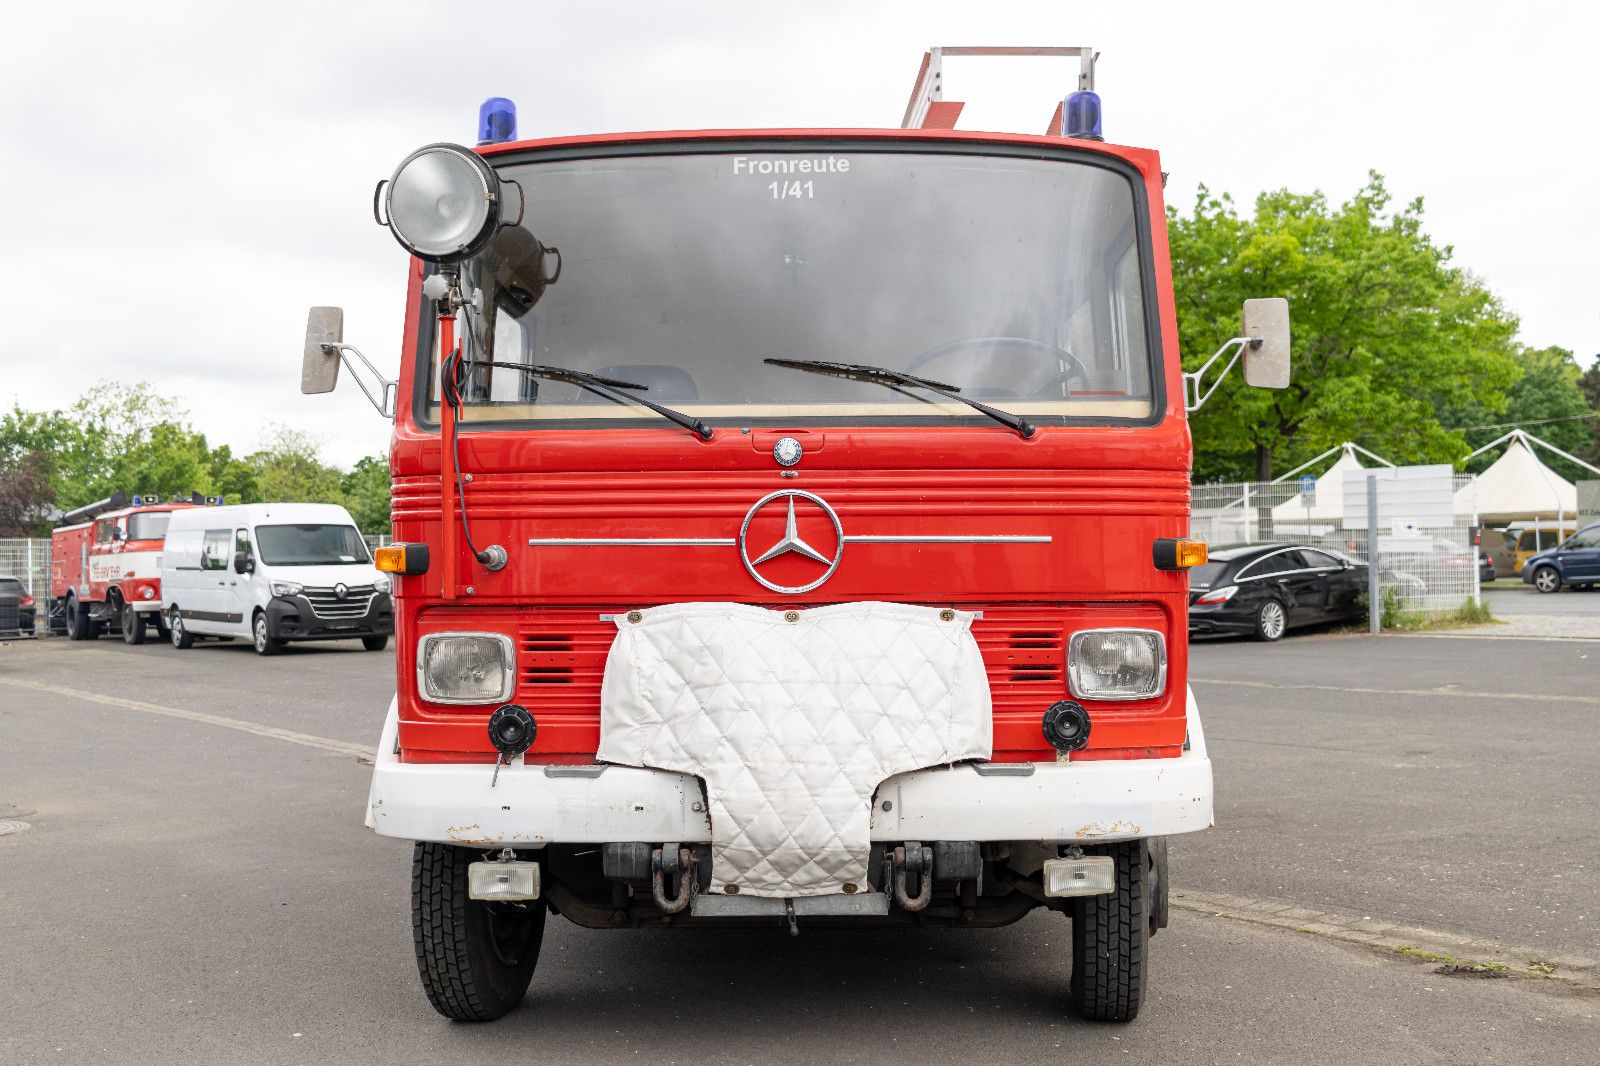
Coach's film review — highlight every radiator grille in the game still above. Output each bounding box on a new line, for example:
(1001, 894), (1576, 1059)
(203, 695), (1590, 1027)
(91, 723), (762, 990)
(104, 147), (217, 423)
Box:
(515, 607), (1067, 717)
(302, 584), (376, 620)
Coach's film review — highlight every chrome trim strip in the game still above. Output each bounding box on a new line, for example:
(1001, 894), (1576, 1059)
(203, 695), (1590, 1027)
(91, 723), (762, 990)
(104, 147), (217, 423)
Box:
(843, 535), (1052, 544)
(529, 534), (1050, 546)
(527, 537), (736, 546)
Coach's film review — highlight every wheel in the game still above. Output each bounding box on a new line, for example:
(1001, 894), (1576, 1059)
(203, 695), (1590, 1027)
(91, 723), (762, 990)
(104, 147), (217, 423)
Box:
(1070, 840), (1149, 1023)
(362, 634), (390, 652)
(67, 595), (96, 641)
(1532, 566), (1561, 594)
(169, 608), (194, 649)
(412, 842), (545, 1022)
(121, 602), (146, 645)
(1252, 598), (1288, 641)
(252, 611), (284, 656)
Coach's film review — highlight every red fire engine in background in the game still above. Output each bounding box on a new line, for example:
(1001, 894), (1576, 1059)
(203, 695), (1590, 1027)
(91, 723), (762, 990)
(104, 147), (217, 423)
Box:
(50, 492), (221, 644)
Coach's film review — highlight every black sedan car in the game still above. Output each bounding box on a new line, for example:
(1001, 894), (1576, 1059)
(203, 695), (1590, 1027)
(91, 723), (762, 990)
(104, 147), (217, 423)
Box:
(1188, 544), (1367, 641)
(0, 575), (37, 637)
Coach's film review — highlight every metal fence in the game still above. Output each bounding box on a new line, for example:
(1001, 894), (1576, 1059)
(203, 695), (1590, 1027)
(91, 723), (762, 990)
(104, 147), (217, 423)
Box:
(0, 539), (51, 600)
(1191, 470), (1480, 613)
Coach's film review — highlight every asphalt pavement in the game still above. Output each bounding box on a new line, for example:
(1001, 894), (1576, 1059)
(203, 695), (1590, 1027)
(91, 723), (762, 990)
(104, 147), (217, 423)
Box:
(2, 632), (1597, 1064)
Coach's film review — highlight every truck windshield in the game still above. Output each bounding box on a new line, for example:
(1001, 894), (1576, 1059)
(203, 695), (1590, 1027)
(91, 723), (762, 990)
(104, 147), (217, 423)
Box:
(127, 512), (172, 541)
(255, 524), (370, 566)
(427, 146), (1158, 429)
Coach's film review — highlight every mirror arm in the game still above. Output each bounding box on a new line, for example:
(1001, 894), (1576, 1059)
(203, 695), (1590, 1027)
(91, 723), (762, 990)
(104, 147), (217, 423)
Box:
(1183, 336), (1252, 412)
(320, 342), (397, 418)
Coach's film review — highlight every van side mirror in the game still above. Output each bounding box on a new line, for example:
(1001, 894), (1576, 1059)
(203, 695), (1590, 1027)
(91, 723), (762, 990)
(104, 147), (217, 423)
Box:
(232, 551), (254, 575)
(302, 306), (344, 395)
(1241, 298), (1290, 389)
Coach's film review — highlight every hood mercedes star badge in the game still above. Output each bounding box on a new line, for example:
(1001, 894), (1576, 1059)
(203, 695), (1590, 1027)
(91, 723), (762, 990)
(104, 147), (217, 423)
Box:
(738, 490), (844, 594)
(773, 436), (803, 467)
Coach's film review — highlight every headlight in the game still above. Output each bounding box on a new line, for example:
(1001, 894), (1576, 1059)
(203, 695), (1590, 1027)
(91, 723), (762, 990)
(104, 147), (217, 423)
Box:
(271, 581), (304, 598)
(417, 632), (515, 704)
(373, 574), (392, 594)
(1068, 628), (1167, 701)
(382, 143), (504, 262)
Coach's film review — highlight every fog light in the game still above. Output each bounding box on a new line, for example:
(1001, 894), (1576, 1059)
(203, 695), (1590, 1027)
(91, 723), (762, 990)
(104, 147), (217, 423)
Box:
(1042, 700), (1091, 752)
(1042, 856), (1115, 897)
(467, 859), (541, 901)
(488, 703), (536, 758)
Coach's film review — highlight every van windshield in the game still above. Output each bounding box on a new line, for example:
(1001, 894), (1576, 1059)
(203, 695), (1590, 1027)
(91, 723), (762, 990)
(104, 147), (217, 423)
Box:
(255, 524), (370, 566)
(426, 146), (1158, 429)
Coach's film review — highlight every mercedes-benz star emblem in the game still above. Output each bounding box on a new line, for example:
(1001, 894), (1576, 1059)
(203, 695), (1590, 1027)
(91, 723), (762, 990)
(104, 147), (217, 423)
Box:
(773, 436), (803, 467)
(738, 490), (844, 594)
(334, 583), (349, 601)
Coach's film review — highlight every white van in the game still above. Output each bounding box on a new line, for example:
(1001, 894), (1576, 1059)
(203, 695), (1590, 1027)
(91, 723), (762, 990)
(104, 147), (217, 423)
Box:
(161, 503), (394, 655)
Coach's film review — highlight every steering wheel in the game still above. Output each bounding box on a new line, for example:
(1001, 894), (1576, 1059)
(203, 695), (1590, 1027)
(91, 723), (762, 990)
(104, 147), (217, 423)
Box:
(902, 336), (1088, 398)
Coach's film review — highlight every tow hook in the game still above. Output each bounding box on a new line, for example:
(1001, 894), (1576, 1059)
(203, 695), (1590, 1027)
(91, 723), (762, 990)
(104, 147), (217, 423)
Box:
(650, 843), (695, 914)
(888, 841), (934, 911)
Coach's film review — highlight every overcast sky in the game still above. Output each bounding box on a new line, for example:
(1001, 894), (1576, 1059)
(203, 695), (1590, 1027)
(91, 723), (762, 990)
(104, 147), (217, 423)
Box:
(3, 2), (1595, 468)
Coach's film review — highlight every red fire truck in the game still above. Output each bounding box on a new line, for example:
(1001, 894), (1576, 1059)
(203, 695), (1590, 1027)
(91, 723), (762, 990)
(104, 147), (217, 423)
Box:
(304, 47), (1289, 1023)
(50, 493), (220, 643)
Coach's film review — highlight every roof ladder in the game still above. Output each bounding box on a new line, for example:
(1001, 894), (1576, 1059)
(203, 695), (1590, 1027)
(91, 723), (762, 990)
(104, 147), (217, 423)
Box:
(900, 46), (1098, 134)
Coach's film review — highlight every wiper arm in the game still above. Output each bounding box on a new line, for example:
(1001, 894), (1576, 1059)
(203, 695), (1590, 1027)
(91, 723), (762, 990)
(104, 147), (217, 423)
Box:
(465, 361), (713, 440)
(763, 358), (1035, 438)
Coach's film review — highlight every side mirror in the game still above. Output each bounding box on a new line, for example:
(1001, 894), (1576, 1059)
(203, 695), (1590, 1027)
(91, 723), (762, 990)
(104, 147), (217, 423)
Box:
(302, 306), (344, 395)
(1241, 298), (1291, 389)
(232, 552), (254, 575)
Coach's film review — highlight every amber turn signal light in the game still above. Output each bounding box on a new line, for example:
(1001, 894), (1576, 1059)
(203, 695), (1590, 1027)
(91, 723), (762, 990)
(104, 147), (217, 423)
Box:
(375, 542), (431, 576)
(1152, 538), (1207, 571)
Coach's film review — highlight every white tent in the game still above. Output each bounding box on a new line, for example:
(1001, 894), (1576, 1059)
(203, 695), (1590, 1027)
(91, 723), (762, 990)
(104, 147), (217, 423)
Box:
(1453, 434), (1577, 520)
(1271, 449), (1366, 525)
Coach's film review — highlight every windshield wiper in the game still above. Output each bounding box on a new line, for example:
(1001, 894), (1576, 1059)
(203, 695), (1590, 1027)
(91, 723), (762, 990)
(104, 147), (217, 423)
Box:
(763, 358), (1035, 438)
(464, 361), (713, 440)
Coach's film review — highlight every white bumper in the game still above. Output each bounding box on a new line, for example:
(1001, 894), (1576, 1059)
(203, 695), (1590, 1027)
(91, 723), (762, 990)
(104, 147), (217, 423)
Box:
(365, 688), (1214, 848)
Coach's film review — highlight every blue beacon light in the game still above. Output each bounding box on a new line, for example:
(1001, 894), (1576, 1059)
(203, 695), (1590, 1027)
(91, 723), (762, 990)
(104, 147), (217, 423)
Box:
(1063, 90), (1103, 142)
(478, 97), (518, 146)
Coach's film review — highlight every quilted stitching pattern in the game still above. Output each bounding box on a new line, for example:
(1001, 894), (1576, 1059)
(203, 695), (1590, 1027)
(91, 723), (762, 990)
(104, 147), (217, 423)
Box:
(598, 602), (992, 897)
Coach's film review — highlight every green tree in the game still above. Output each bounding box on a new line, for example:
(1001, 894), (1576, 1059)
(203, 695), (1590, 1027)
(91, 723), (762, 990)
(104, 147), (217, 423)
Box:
(1578, 362), (1600, 470)
(1446, 345), (1595, 481)
(0, 450), (56, 536)
(341, 455), (392, 536)
(1169, 173), (1521, 481)
(249, 425), (345, 504)
(207, 444), (260, 504)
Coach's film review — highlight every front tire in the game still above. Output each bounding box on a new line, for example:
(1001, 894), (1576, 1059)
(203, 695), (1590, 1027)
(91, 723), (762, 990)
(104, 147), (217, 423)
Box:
(412, 842), (545, 1022)
(1070, 840), (1149, 1023)
(121, 602), (146, 645)
(169, 608), (194, 649)
(1252, 598), (1288, 641)
(252, 611), (284, 656)
(361, 634), (390, 652)
(1532, 566), (1561, 593)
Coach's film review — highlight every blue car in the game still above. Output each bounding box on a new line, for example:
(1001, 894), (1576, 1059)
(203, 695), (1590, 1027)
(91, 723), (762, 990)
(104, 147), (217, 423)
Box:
(1521, 521), (1600, 593)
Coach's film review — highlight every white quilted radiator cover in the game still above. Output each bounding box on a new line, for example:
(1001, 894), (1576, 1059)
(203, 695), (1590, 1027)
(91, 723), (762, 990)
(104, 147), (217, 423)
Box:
(598, 602), (992, 897)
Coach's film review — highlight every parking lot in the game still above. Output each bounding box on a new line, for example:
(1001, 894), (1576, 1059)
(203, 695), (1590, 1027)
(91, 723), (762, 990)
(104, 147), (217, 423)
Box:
(3, 627), (1598, 1064)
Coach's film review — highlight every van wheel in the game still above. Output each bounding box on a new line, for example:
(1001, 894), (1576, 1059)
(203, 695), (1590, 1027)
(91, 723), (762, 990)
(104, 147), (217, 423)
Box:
(121, 603), (146, 645)
(67, 595), (96, 641)
(253, 611), (284, 656)
(1070, 840), (1149, 1023)
(1532, 566), (1561, 593)
(413, 842), (545, 1022)
(169, 609), (194, 649)
(362, 634), (390, 652)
